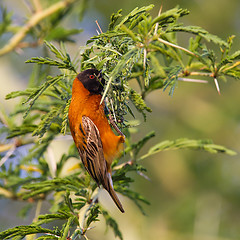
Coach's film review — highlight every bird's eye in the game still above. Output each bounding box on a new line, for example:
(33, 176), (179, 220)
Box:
(89, 75), (95, 79)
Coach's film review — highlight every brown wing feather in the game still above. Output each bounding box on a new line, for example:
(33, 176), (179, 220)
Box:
(78, 116), (124, 212)
(78, 116), (107, 186)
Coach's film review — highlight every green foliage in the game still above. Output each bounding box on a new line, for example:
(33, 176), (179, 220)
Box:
(102, 209), (123, 240)
(0, 6), (12, 37)
(26, 41), (77, 73)
(0, 226), (57, 239)
(0, 2), (239, 240)
(140, 138), (236, 161)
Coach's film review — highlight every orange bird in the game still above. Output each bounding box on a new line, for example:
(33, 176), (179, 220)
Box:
(68, 69), (125, 213)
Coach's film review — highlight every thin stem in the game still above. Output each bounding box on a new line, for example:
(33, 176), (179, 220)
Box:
(221, 61), (240, 72)
(0, 145), (16, 167)
(178, 77), (208, 83)
(214, 78), (221, 95)
(154, 5), (162, 35)
(113, 160), (134, 170)
(0, 187), (14, 198)
(95, 20), (103, 34)
(143, 48), (147, 70)
(33, 199), (43, 222)
(26, 199), (43, 240)
(158, 37), (197, 57)
(17, 39), (43, 50)
(189, 71), (212, 77)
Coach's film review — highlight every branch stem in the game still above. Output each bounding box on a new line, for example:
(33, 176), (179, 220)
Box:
(0, 0), (75, 56)
(158, 37), (197, 57)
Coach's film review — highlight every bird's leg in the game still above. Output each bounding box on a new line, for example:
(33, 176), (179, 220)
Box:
(108, 114), (125, 137)
(104, 98), (125, 137)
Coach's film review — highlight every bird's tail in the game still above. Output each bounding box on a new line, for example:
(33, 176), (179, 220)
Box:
(108, 185), (125, 213)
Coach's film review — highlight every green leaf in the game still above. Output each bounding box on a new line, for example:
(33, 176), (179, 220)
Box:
(109, 9), (123, 30)
(61, 98), (71, 134)
(100, 47), (141, 102)
(163, 65), (182, 96)
(86, 205), (100, 229)
(36, 212), (71, 225)
(0, 6), (12, 36)
(45, 27), (82, 42)
(152, 7), (189, 26)
(129, 88), (152, 121)
(129, 131), (155, 158)
(7, 124), (37, 138)
(115, 4), (154, 30)
(167, 25), (228, 47)
(26, 41), (77, 73)
(22, 75), (63, 118)
(32, 105), (64, 139)
(60, 216), (75, 240)
(228, 50), (240, 60)
(117, 187), (150, 215)
(26, 57), (75, 71)
(5, 88), (36, 100)
(140, 138), (237, 160)
(102, 209), (123, 240)
(0, 226), (57, 239)
(22, 177), (85, 200)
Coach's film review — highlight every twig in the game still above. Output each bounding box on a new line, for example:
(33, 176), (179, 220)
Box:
(95, 20), (103, 34)
(26, 199), (43, 240)
(0, 187), (14, 198)
(109, 98), (117, 123)
(178, 77), (208, 83)
(137, 171), (151, 181)
(214, 78), (221, 95)
(0, 143), (14, 153)
(0, 145), (16, 167)
(221, 61), (240, 72)
(158, 37), (197, 57)
(154, 5), (162, 35)
(143, 48), (147, 70)
(16, 39), (43, 49)
(0, 0), (75, 56)
(34, 199), (43, 221)
(113, 160), (134, 170)
(189, 71), (212, 77)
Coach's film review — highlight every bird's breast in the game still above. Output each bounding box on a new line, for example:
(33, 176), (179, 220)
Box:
(69, 80), (123, 167)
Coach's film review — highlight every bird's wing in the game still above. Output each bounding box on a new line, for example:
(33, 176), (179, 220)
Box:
(78, 115), (125, 213)
(78, 115), (110, 189)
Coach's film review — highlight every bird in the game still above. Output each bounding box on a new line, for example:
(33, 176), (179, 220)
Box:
(68, 68), (125, 213)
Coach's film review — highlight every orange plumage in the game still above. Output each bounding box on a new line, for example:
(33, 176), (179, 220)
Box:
(68, 69), (125, 212)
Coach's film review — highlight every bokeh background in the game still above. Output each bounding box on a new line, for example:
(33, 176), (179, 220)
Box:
(1, 0), (240, 239)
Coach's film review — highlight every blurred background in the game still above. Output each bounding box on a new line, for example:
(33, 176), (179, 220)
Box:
(0, 0), (240, 239)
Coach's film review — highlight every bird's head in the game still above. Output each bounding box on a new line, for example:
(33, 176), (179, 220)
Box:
(76, 69), (105, 94)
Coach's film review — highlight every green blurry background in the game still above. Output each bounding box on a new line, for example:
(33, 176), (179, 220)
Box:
(0, 0), (240, 239)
